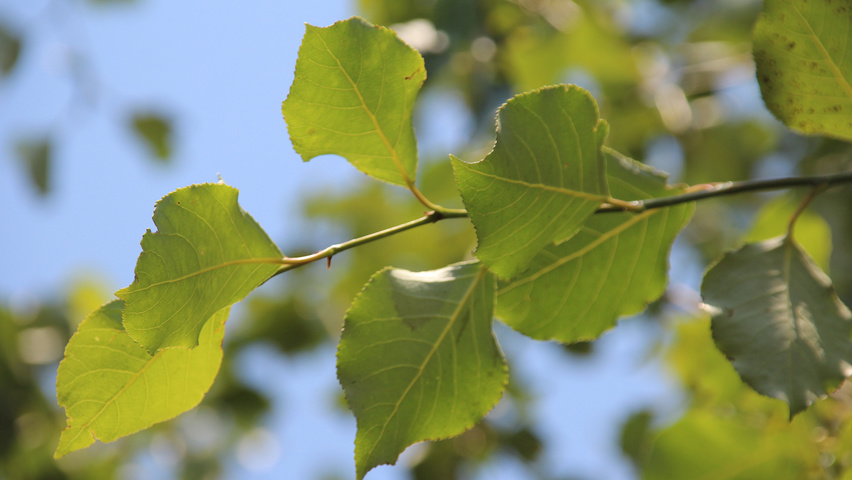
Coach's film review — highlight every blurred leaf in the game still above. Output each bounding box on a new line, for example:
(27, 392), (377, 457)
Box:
(337, 262), (507, 479)
(55, 301), (229, 458)
(745, 194), (833, 271)
(620, 410), (653, 467)
(451, 85), (608, 279)
(130, 112), (173, 162)
(502, 12), (638, 92)
(753, 0), (852, 141)
(0, 23), (20, 76)
(644, 410), (814, 479)
(282, 17), (424, 187)
(14, 138), (51, 196)
(702, 236), (852, 416)
(240, 296), (327, 355)
(496, 151), (693, 342)
(116, 184), (282, 354)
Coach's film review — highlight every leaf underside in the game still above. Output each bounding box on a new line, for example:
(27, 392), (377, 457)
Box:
(282, 16), (424, 186)
(337, 262), (507, 480)
(117, 183), (282, 354)
(497, 150), (694, 342)
(753, 0), (852, 140)
(451, 84), (609, 279)
(55, 301), (228, 458)
(702, 236), (852, 416)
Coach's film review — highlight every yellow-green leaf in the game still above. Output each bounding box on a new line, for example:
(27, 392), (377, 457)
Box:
(753, 0), (852, 140)
(116, 183), (282, 354)
(55, 301), (228, 458)
(282, 17), (425, 187)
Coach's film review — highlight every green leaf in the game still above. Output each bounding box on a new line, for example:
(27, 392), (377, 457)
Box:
(337, 262), (507, 480)
(55, 301), (228, 458)
(701, 236), (852, 416)
(496, 150), (693, 342)
(753, 0), (852, 140)
(451, 85), (610, 279)
(0, 23), (21, 77)
(116, 183), (282, 354)
(281, 17), (425, 187)
(744, 194), (833, 271)
(130, 112), (173, 162)
(15, 137), (51, 196)
(644, 410), (813, 480)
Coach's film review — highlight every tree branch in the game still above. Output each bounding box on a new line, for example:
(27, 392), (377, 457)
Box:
(270, 170), (852, 277)
(595, 170), (852, 214)
(271, 208), (468, 277)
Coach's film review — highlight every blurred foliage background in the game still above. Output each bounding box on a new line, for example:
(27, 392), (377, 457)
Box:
(3, 0), (852, 479)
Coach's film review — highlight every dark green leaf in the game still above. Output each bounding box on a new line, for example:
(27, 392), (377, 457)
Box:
(451, 85), (611, 279)
(0, 23), (20, 76)
(337, 262), (507, 480)
(55, 301), (228, 457)
(282, 17), (425, 187)
(496, 150), (693, 342)
(702, 236), (852, 416)
(15, 138), (51, 196)
(130, 112), (173, 162)
(116, 183), (282, 354)
(753, 0), (852, 140)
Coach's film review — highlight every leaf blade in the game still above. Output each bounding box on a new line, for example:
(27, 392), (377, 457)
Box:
(702, 236), (852, 416)
(281, 17), (424, 186)
(337, 262), (507, 480)
(753, 0), (852, 140)
(451, 84), (609, 279)
(55, 301), (228, 458)
(116, 183), (282, 353)
(496, 150), (693, 342)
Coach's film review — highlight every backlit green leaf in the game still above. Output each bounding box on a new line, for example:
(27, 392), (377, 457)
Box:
(496, 150), (693, 342)
(753, 0), (852, 140)
(55, 301), (228, 458)
(116, 183), (282, 354)
(451, 85), (609, 279)
(337, 262), (507, 480)
(282, 17), (425, 187)
(702, 236), (852, 416)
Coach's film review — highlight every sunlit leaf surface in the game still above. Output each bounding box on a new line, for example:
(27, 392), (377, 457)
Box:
(451, 85), (609, 279)
(117, 184), (282, 354)
(702, 236), (852, 416)
(337, 262), (507, 479)
(282, 16), (424, 186)
(55, 301), (228, 457)
(754, 0), (852, 140)
(496, 150), (693, 342)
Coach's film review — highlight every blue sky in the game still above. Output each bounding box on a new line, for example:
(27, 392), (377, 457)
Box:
(0, 1), (685, 478)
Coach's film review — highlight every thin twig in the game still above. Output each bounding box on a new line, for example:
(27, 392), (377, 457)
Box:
(595, 170), (852, 214)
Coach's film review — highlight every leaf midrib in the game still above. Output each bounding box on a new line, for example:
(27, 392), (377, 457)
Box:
(120, 257), (285, 295)
(454, 159), (607, 202)
(315, 29), (412, 186)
